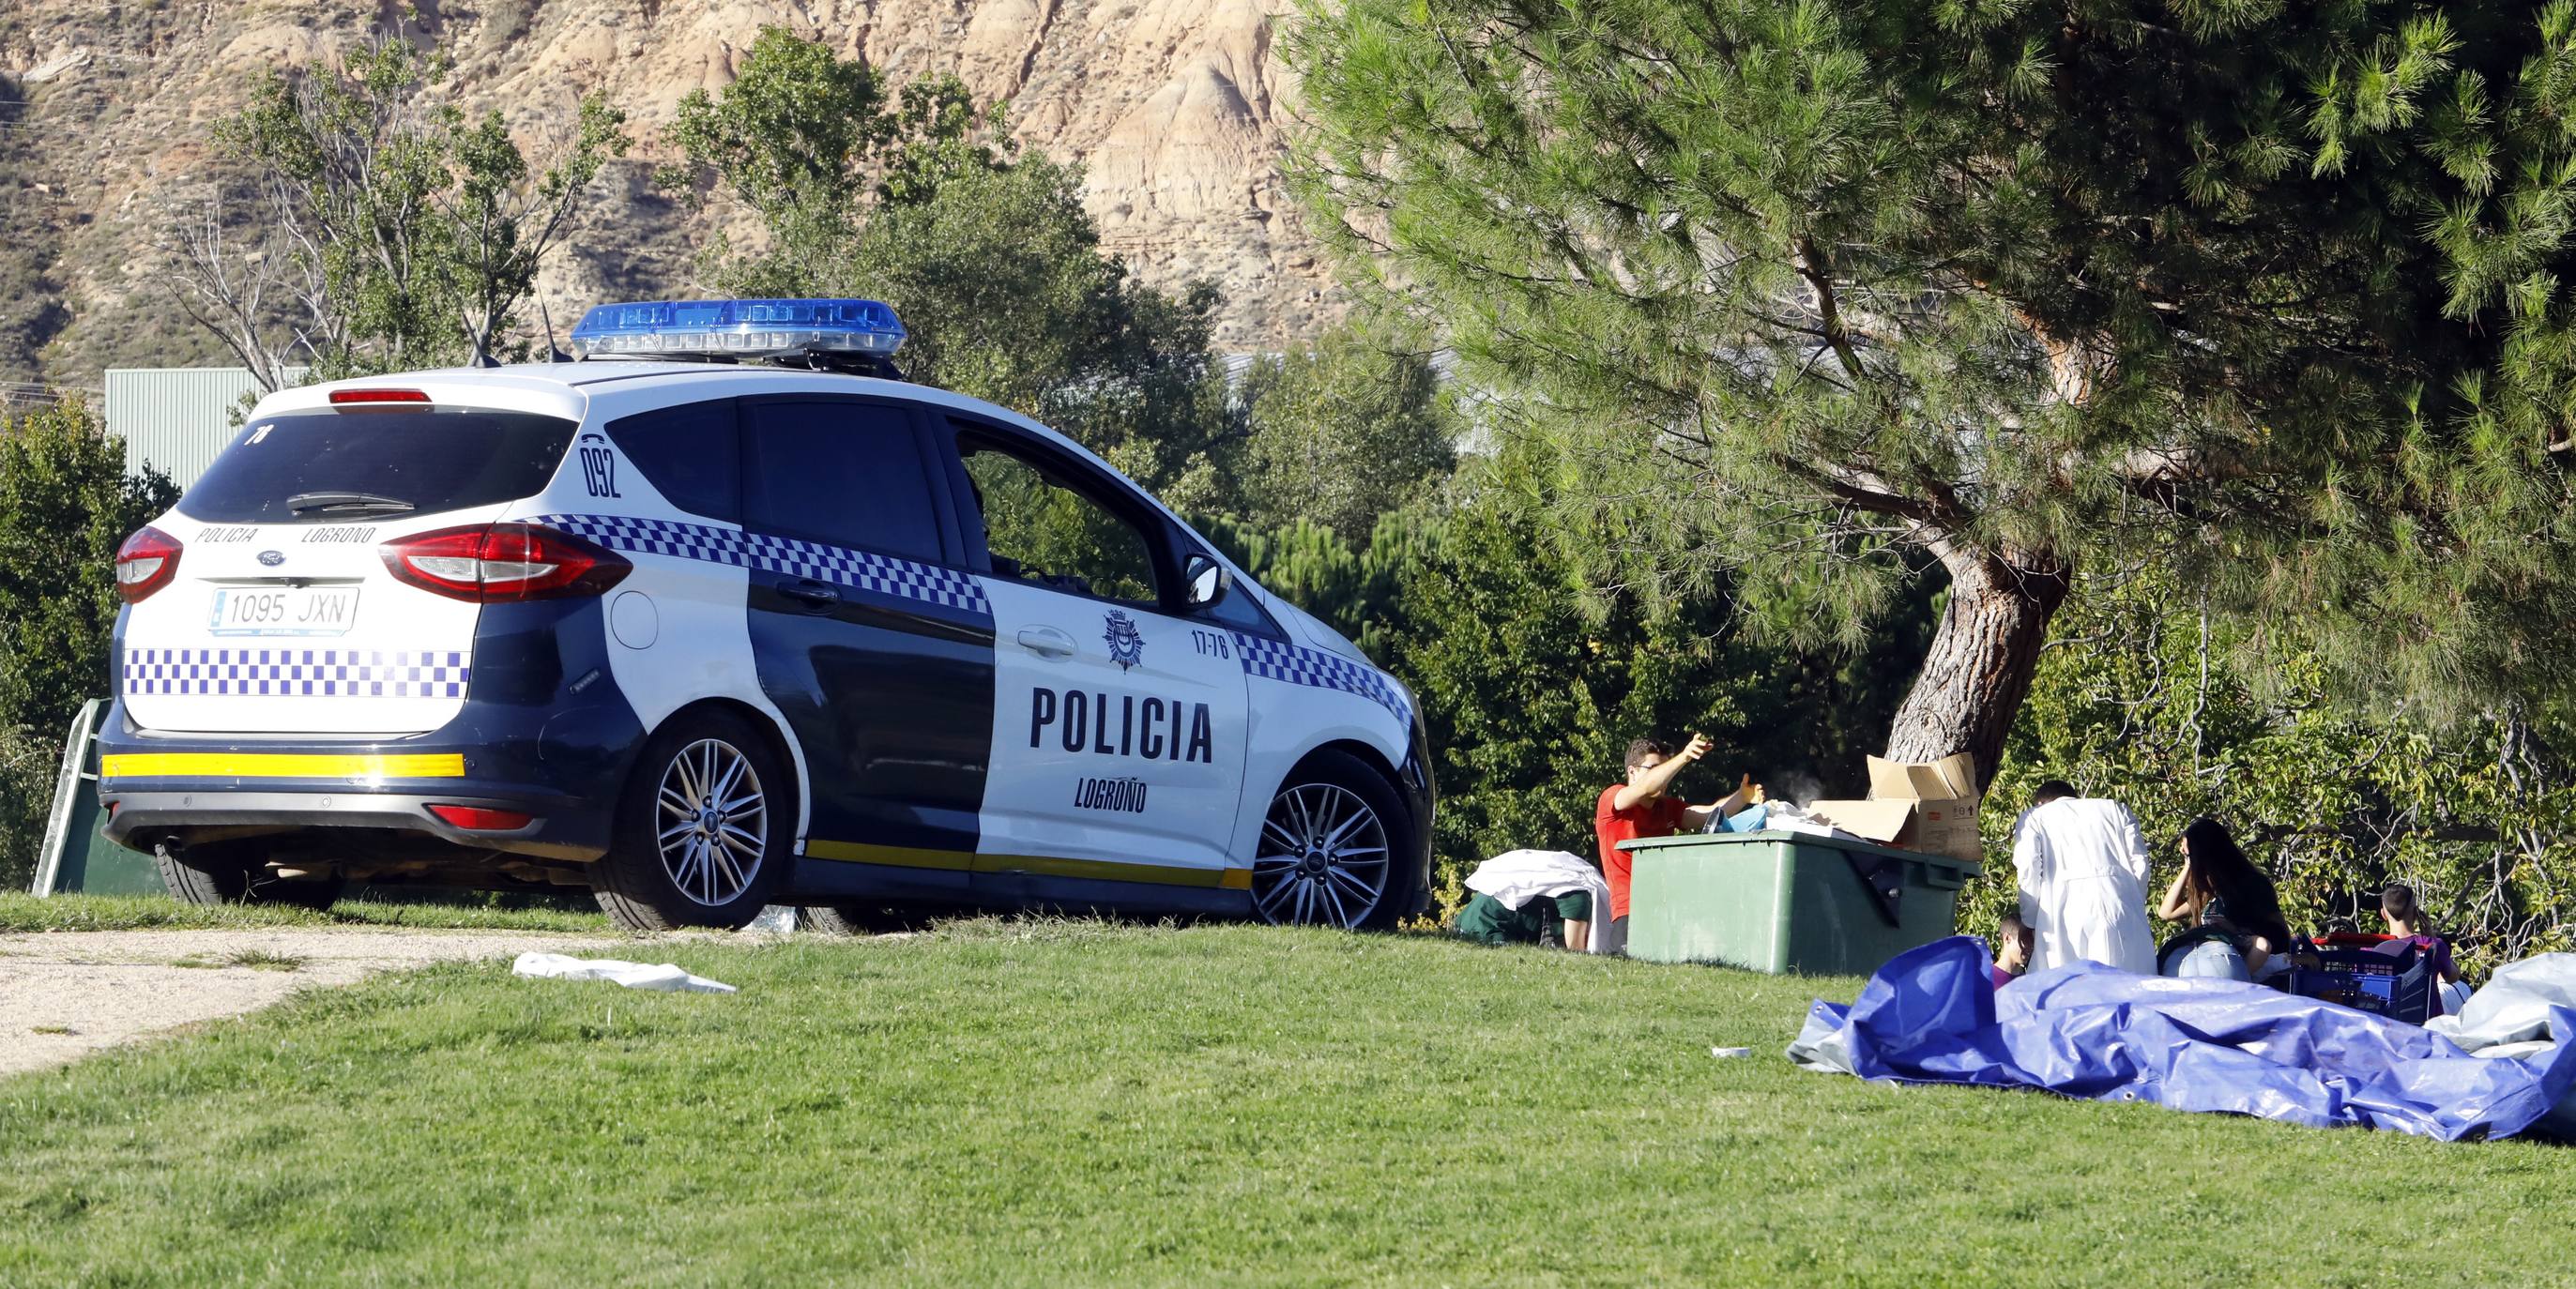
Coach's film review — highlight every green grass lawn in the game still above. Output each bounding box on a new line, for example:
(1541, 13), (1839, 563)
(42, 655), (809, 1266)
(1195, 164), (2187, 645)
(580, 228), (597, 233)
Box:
(2, 920), (2568, 1286)
(0, 890), (616, 934)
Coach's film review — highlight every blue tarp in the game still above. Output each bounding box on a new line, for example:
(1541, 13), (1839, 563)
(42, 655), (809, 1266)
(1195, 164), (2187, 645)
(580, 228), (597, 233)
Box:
(1792, 935), (2576, 1141)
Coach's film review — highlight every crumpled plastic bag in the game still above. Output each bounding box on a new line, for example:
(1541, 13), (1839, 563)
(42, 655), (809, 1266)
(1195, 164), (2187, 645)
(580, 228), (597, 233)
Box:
(511, 951), (737, 993)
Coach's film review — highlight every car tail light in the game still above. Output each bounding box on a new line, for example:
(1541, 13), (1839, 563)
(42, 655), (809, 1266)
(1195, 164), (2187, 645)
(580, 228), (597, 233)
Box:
(428, 804), (534, 830)
(380, 523), (631, 602)
(114, 525), (182, 602)
(329, 388), (431, 405)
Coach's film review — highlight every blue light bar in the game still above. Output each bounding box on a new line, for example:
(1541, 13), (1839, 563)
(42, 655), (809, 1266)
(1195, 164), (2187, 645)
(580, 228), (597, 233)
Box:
(569, 298), (907, 360)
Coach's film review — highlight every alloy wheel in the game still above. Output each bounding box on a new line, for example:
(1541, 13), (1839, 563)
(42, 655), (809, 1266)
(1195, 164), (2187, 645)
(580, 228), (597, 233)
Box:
(655, 737), (769, 907)
(1252, 782), (1391, 929)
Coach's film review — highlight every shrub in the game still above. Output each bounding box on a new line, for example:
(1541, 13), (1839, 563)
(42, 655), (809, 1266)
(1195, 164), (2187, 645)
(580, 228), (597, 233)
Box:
(0, 401), (175, 885)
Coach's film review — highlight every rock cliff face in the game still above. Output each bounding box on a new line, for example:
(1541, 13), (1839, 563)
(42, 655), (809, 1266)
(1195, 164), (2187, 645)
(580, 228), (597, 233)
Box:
(0, 0), (1334, 384)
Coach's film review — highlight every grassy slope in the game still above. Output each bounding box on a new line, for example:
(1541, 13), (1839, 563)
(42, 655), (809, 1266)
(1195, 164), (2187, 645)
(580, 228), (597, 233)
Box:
(0, 891), (615, 934)
(1, 921), (2568, 1286)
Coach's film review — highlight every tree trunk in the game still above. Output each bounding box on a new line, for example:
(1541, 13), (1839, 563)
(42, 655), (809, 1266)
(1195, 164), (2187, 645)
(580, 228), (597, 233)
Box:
(1882, 544), (2071, 794)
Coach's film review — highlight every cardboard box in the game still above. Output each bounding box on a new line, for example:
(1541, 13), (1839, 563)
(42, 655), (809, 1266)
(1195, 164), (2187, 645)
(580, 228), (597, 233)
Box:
(1806, 751), (1982, 863)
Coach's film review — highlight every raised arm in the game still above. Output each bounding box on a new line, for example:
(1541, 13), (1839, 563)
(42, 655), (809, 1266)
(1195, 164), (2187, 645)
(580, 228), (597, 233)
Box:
(1612, 735), (1709, 811)
(1682, 774), (1758, 830)
(2157, 861), (2197, 922)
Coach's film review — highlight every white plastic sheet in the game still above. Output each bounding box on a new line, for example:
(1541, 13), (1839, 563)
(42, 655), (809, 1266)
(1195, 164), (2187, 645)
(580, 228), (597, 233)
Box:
(510, 951), (737, 993)
(2427, 954), (2576, 1138)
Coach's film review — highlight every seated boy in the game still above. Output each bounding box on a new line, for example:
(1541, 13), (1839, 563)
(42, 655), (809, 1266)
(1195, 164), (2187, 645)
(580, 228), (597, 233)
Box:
(1992, 910), (2033, 989)
(2381, 883), (2465, 992)
(1455, 887), (1593, 951)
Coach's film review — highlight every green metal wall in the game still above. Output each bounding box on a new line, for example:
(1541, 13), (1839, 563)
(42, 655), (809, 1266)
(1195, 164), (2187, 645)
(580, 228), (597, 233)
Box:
(104, 367), (302, 488)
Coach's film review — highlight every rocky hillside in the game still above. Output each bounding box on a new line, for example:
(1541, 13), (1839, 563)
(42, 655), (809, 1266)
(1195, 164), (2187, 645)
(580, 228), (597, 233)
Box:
(0, 0), (1336, 387)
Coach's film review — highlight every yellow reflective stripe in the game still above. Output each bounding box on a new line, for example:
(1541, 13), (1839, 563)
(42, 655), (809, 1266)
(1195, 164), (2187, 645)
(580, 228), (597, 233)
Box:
(801, 840), (964, 871)
(804, 839), (1250, 890)
(100, 752), (467, 780)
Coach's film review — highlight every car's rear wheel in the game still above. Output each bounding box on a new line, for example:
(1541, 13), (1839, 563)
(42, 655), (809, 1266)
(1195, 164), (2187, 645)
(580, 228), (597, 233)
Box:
(1250, 751), (1413, 931)
(594, 710), (789, 933)
(153, 841), (345, 910)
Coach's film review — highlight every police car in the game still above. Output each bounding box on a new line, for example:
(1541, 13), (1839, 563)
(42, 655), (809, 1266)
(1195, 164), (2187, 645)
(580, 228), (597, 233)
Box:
(98, 298), (1432, 933)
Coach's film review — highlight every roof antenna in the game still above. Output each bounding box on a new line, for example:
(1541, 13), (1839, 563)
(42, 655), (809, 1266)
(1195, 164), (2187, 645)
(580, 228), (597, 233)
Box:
(540, 298), (574, 363)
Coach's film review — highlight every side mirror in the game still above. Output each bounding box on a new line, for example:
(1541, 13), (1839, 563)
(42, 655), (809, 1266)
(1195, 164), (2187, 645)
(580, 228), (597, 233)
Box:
(1184, 554), (1231, 608)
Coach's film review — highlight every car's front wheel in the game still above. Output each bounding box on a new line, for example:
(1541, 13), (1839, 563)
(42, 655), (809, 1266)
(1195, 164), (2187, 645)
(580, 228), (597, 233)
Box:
(1249, 751), (1413, 931)
(799, 902), (944, 936)
(594, 710), (789, 933)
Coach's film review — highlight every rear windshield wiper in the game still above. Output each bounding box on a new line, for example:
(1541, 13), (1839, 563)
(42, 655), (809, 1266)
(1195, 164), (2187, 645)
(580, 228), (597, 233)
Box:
(286, 491), (417, 516)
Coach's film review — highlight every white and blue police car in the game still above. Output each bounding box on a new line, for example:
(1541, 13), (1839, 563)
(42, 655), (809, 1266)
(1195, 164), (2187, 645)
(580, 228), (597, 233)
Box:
(99, 299), (1432, 932)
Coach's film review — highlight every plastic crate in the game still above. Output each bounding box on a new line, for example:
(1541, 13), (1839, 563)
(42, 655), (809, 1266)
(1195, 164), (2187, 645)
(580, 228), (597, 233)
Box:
(2283, 933), (2439, 1025)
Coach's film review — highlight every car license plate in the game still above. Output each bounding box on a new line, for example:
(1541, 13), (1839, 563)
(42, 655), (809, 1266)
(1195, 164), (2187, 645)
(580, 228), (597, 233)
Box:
(206, 586), (361, 637)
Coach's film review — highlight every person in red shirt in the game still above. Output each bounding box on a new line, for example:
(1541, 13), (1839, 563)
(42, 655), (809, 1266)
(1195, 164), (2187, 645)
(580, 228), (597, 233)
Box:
(1593, 735), (1759, 952)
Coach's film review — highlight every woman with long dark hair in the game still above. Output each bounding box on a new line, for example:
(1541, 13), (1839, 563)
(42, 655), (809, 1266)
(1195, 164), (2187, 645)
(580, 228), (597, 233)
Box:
(2155, 817), (2294, 982)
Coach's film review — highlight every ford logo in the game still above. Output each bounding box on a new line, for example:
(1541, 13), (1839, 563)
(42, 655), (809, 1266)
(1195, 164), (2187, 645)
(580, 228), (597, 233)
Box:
(257, 550), (285, 568)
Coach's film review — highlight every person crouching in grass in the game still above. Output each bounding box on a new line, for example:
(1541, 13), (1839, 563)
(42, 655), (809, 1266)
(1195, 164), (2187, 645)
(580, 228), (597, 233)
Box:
(1455, 887), (1593, 951)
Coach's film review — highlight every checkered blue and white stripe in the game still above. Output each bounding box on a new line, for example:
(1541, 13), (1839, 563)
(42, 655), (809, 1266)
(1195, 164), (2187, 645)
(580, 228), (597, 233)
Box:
(533, 513), (991, 618)
(123, 648), (470, 698)
(742, 533), (990, 614)
(1232, 632), (1413, 727)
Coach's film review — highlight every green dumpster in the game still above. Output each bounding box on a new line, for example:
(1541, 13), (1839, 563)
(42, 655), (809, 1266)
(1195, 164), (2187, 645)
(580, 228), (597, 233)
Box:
(1621, 831), (1981, 974)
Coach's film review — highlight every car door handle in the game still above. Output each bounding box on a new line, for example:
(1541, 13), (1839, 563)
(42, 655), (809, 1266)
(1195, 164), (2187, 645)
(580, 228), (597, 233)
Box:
(778, 579), (841, 610)
(1016, 627), (1077, 659)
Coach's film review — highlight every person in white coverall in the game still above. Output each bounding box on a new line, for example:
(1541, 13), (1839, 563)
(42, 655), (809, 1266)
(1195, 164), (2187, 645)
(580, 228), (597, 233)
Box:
(2011, 780), (2157, 974)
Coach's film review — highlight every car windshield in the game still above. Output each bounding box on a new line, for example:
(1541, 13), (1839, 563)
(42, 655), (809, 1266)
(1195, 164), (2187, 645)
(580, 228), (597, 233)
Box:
(178, 406), (580, 524)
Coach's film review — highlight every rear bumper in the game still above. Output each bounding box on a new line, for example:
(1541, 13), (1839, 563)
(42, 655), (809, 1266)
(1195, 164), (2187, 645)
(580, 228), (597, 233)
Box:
(100, 788), (608, 861)
(98, 599), (645, 865)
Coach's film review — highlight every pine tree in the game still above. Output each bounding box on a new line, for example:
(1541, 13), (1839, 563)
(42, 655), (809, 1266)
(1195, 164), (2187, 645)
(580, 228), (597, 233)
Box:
(1287, 0), (2576, 787)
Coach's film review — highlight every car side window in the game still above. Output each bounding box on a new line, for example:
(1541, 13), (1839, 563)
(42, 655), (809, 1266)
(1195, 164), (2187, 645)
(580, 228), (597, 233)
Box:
(604, 400), (739, 523)
(743, 400), (943, 563)
(955, 434), (1161, 605)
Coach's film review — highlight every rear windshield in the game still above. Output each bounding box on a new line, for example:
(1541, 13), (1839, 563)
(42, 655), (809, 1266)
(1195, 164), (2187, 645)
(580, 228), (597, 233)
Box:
(178, 407), (580, 524)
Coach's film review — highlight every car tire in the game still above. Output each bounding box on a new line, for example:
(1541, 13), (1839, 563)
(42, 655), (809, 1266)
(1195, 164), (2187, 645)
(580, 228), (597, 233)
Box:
(1250, 751), (1417, 931)
(799, 902), (942, 936)
(154, 840), (252, 906)
(594, 709), (792, 933)
(154, 842), (345, 910)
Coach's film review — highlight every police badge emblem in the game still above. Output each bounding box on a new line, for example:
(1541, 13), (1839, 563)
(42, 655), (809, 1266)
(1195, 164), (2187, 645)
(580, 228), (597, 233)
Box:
(1103, 609), (1145, 671)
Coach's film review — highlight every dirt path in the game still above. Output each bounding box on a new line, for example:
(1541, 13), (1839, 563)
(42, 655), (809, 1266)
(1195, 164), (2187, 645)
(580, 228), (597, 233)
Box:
(0, 926), (634, 1076)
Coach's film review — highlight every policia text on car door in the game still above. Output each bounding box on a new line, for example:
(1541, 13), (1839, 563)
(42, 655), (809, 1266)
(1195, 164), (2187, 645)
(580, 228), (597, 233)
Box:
(953, 425), (1251, 888)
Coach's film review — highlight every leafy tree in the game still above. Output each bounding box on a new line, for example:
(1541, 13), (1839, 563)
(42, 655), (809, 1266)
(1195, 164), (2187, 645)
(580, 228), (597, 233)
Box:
(1212, 439), (1930, 898)
(1197, 511), (1436, 660)
(223, 40), (464, 370)
(188, 36), (627, 376)
(658, 26), (892, 292)
(1287, 0), (2576, 789)
(441, 96), (631, 365)
(659, 27), (1239, 501)
(1959, 558), (2576, 977)
(1233, 324), (1459, 539)
(0, 402), (176, 885)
